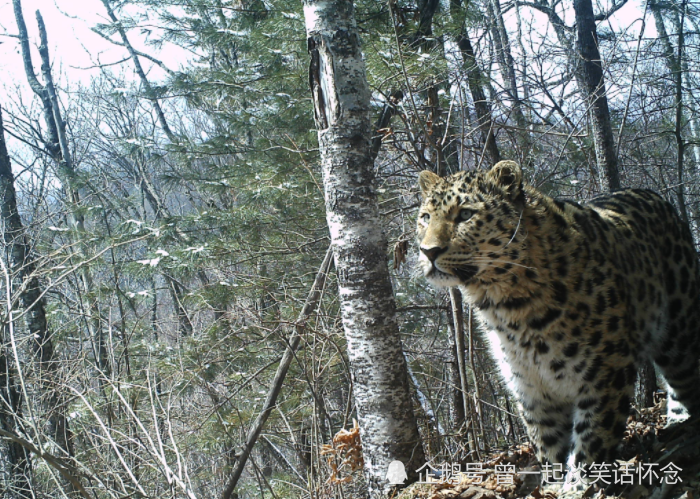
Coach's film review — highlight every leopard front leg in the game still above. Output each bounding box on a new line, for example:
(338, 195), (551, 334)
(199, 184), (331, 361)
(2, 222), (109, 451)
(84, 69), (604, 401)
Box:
(517, 394), (573, 465)
(571, 379), (634, 464)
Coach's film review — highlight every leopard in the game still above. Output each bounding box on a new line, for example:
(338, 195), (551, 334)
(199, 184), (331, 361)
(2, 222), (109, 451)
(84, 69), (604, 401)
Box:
(416, 160), (700, 466)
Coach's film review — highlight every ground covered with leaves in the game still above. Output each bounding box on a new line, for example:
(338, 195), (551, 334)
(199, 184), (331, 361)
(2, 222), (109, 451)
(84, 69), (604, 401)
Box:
(397, 399), (700, 499)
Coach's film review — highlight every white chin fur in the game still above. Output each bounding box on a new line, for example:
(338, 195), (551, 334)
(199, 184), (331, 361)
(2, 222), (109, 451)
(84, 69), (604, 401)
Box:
(421, 265), (463, 288)
(426, 274), (463, 288)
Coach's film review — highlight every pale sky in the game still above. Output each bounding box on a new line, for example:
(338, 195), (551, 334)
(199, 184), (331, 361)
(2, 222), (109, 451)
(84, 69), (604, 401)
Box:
(0, 0), (189, 90)
(0, 0), (648, 86)
(0, 0), (650, 107)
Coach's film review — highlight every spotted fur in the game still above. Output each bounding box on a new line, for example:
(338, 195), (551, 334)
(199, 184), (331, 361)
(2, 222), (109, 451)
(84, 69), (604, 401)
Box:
(416, 161), (700, 464)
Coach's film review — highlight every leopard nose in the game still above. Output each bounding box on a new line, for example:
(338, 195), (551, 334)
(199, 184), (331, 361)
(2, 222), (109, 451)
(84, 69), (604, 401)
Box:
(420, 246), (447, 262)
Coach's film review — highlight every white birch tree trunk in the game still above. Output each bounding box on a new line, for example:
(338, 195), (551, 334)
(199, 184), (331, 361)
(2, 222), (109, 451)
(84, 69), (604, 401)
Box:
(303, 0), (426, 495)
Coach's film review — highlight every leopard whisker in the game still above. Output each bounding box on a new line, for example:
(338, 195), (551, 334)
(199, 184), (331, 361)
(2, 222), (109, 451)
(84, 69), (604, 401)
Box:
(502, 209), (524, 249)
(465, 258), (537, 271)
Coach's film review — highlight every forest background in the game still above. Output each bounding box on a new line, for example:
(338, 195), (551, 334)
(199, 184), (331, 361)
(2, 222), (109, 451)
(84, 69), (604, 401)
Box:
(0, 0), (698, 497)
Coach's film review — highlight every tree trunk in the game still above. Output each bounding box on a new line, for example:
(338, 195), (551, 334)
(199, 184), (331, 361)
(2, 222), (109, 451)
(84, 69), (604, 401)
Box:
(12, 8), (93, 495)
(486, 0), (531, 161)
(413, 0), (441, 46)
(451, 0), (501, 166)
(446, 296), (466, 432)
(15, 0), (104, 361)
(673, 0), (688, 224)
(0, 105), (34, 499)
(304, 0), (426, 495)
(636, 360), (657, 408)
(665, 0), (700, 173)
(573, 0), (621, 190)
(449, 288), (478, 458)
(35, 9), (112, 382)
(12, 0), (61, 161)
(649, 0), (690, 223)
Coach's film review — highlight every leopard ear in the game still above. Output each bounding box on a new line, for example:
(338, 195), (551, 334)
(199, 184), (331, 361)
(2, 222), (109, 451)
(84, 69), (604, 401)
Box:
(487, 160), (522, 197)
(418, 170), (441, 197)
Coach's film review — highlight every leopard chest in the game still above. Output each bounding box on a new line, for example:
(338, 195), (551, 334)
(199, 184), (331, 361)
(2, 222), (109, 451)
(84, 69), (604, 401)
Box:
(476, 307), (588, 401)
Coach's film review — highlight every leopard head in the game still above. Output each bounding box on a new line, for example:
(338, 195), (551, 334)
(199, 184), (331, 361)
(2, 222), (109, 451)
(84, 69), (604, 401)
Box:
(416, 161), (526, 288)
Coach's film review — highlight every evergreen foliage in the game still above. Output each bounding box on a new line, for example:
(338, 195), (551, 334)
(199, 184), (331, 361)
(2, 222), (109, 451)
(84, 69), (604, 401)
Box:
(0, 0), (699, 496)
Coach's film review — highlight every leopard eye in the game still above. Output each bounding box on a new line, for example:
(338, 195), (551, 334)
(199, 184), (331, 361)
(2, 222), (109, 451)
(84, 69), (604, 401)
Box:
(420, 213), (430, 226)
(458, 209), (474, 222)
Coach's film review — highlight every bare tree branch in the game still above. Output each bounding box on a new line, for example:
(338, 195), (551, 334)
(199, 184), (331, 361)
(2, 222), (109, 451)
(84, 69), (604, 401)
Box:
(220, 247), (333, 499)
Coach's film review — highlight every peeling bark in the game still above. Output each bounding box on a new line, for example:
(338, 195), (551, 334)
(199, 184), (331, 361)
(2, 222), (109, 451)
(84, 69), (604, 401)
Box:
(304, 0), (426, 495)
